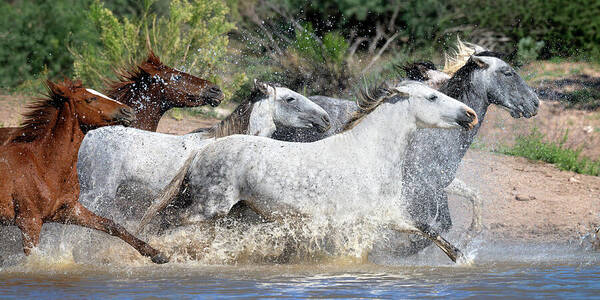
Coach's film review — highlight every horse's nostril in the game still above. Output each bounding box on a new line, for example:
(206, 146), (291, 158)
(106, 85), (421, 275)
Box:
(210, 86), (222, 94)
(120, 107), (131, 115)
(322, 115), (330, 125)
(120, 107), (135, 120)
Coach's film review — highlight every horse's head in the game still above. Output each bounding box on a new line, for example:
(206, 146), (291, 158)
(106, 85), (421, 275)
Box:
(468, 54), (539, 118)
(254, 80), (331, 133)
(139, 52), (224, 107)
(394, 81), (478, 130)
(48, 80), (136, 128)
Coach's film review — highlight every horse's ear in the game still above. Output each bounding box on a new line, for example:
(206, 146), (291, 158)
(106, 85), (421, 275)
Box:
(469, 56), (489, 69)
(464, 42), (489, 54)
(47, 80), (66, 97)
(147, 51), (162, 67)
(139, 51), (163, 75)
(254, 79), (273, 96)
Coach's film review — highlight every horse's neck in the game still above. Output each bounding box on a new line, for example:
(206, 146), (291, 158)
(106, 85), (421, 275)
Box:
(248, 97), (275, 137)
(209, 100), (257, 138)
(442, 70), (490, 141)
(330, 102), (415, 193)
(117, 82), (167, 131)
(38, 103), (84, 178)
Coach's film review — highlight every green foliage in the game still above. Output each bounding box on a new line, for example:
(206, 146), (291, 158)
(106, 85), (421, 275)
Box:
(293, 24), (349, 69)
(0, 0), (95, 91)
(322, 32), (350, 66)
(516, 37), (545, 65)
(561, 89), (600, 110)
(282, 23), (351, 95)
(452, 0), (600, 58)
(71, 0), (243, 98)
(500, 128), (600, 176)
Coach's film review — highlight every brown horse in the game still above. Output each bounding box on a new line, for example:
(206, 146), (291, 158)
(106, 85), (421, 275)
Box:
(0, 79), (168, 264)
(106, 51), (224, 131)
(0, 127), (16, 146)
(0, 52), (224, 142)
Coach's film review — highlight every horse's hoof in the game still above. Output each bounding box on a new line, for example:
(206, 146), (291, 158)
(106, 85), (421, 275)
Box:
(151, 253), (169, 264)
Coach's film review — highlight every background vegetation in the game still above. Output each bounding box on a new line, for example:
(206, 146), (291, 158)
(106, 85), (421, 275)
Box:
(500, 128), (600, 176)
(1, 0), (599, 96)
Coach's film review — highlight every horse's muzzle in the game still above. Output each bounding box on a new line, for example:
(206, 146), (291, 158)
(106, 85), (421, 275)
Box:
(457, 108), (478, 130)
(114, 107), (136, 127)
(203, 86), (225, 107)
(313, 114), (331, 133)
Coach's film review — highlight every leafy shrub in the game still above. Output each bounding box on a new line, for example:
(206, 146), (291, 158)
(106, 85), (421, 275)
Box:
(562, 89), (600, 110)
(282, 23), (351, 95)
(451, 0), (600, 58)
(500, 128), (600, 176)
(516, 37), (545, 65)
(71, 0), (244, 98)
(0, 0), (95, 91)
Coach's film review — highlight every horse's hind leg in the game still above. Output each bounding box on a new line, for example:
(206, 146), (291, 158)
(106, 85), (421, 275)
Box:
(445, 179), (483, 233)
(391, 222), (462, 263)
(62, 202), (168, 264)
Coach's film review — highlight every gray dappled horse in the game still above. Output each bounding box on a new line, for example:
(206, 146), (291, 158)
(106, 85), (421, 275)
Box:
(77, 80), (330, 230)
(273, 41), (539, 257)
(139, 81), (479, 262)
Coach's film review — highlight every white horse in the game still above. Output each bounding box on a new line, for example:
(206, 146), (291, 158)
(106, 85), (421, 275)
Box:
(77, 80), (331, 228)
(140, 80), (478, 262)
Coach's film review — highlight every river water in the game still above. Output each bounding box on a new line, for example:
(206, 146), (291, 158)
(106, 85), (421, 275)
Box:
(1, 224), (599, 299)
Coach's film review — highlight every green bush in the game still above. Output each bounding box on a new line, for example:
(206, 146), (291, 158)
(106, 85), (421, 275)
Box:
(451, 0), (600, 58)
(0, 0), (95, 91)
(562, 89), (600, 110)
(516, 37), (545, 66)
(71, 0), (244, 98)
(500, 128), (600, 176)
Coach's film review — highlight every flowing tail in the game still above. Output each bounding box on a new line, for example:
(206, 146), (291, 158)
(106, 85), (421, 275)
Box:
(136, 151), (198, 234)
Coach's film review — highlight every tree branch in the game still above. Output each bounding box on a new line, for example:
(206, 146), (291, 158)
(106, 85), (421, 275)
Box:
(361, 32), (399, 75)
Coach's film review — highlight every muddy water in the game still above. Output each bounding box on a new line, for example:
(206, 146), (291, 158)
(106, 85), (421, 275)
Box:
(1, 258), (599, 298)
(1, 224), (599, 299)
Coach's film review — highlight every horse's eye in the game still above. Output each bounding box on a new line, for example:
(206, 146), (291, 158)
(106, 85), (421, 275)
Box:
(503, 71), (513, 76)
(172, 74), (182, 81)
(85, 97), (96, 104)
(286, 97), (295, 103)
(427, 95), (438, 101)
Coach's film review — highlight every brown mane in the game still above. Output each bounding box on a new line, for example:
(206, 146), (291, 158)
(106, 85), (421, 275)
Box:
(104, 51), (164, 101)
(12, 79), (82, 143)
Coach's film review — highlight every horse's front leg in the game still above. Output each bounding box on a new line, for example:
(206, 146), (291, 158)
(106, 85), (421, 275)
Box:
(390, 222), (463, 263)
(60, 202), (169, 264)
(15, 214), (43, 255)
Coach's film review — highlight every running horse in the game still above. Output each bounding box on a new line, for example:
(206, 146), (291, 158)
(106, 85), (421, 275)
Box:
(105, 51), (224, 131)
(0, 51), (224, 142)
(0, 79), (168, 264)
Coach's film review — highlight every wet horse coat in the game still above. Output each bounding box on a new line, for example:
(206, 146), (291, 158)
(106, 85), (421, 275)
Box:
(0, 52), (224, 144)
(140, 81), (479, 262)
(0, 79), (167, 263)
(105, 51), (224, 131)
(77, 81), (330, 229)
